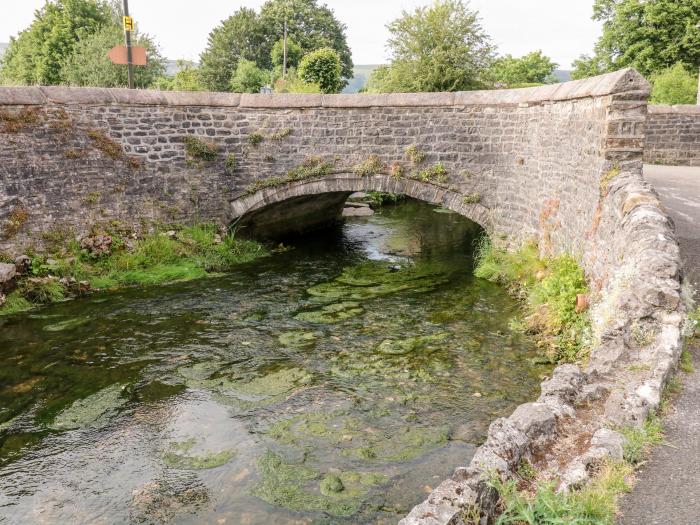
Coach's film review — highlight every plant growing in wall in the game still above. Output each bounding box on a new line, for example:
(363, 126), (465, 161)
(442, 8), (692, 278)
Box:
(184, 136), (219, 161)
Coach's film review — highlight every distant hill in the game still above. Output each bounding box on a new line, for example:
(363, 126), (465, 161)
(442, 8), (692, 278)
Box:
(553, 69), (572, 82)
(343, 64), (380, 93)
(343, 65), (574, 93)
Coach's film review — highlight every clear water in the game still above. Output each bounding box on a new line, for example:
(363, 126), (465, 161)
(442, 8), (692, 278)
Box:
(0, 199), (548, 525)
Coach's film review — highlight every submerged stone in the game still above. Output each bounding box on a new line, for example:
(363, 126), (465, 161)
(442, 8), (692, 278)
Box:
(43, 316), (91, 332)
(48, 383), (127, 430)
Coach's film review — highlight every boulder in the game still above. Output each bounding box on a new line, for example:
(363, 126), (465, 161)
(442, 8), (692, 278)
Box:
(0, 263), (17, 291)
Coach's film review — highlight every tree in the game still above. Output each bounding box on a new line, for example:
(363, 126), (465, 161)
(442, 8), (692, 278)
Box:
(488, 51), (558, 87)
(152, 61), (204, 92)
(1, 0), (113, 85)
(199, 0), (352, 92)
(198, 7), (267, 92)
(230, 59), (269, 93)
(572, 0), (700, 79)
(258, 0), (353, 85)
(270, 37), (303, 70)
(298, 47), (342, 93)
(60, 23), (165, 88)
(650, 63), (698, 104)
(369, 0), (495, 93)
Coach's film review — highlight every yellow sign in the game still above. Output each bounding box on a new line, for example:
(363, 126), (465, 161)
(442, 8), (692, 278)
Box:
(122, 16), (134, 32)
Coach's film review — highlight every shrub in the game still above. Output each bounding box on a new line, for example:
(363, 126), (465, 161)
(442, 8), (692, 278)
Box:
(650, 63), (698, 105)
(230, 59), (269, 93)
(475, 240), (590, 363)
(298, 47), (343, 94)
(184, 136), (218, 161)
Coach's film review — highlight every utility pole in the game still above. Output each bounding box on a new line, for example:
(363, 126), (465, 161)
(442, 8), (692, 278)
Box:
(283, 20), (288, 79)
(122, 0), (134, 89)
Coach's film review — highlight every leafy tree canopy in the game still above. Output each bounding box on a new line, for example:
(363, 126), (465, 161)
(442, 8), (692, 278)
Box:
(298, 47), (342, 93)
(366, 0), (495, 93)
(488, 51), (558, 87)
(1, 0), (113, 85)
(199, 0), (352, 92)
(650, 62), (698, 104)
(60, 23), (164, 88)
(230, 59), (269, 93)
(572, 0), (700, 79)
(198, 7), (267, 92)
(271, 37), (303, 70)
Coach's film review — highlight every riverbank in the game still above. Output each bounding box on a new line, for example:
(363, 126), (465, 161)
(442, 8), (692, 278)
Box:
(0, 223), (267, 315)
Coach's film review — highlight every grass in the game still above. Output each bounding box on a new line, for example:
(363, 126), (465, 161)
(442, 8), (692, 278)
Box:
(621, 413), (664, 466)
(245, 156), (334, 194)
(1, 206), (29, 240)
(0, 223), (266, 316)
(405, 144), (426, 165)
(474, 239), (590, 363)
(494, 460), (633, 525)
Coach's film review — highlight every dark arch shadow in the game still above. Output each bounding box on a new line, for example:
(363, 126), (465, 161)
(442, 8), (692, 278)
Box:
(228, 174), (492, 238)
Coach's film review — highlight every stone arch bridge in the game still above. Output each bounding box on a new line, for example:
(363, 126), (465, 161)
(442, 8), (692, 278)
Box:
(0, 70), (688, 525)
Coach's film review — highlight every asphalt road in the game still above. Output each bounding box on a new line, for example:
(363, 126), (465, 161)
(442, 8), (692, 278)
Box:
(618, 165), (700, 525)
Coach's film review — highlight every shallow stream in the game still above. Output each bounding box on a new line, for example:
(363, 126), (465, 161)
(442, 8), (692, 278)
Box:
(0, 199), (548, 524)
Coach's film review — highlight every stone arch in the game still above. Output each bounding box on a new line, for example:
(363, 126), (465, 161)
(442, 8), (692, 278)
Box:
(228, 173), (492, 238)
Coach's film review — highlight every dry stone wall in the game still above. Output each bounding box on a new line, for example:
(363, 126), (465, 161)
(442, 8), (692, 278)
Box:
(0, 70), (687, 524)
(644, 105), (700, 166)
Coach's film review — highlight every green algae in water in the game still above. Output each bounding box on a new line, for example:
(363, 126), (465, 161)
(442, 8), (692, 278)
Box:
(376, 332), (450, 355)
(178, 364), (313, 407)
(278, 330), (319, 347)
(48, 383), (128, 430)
(251, 451), (386, 517)
(306, 261), (449, 302)
(163, 438), (236, 470)
(267, 412), (449, 463)
(294, 301), (364, 323)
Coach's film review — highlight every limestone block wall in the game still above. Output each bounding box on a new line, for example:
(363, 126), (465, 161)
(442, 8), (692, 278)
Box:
(644, 105), (700, 166)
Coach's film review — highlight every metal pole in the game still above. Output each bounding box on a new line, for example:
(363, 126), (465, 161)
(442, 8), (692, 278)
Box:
(123, 0), (134, 89)
(283, 20), (288, 79)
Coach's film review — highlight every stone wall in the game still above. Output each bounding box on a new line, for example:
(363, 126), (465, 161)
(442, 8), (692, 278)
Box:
(644, 105), (700, 166)
(0, 70), (687, 524)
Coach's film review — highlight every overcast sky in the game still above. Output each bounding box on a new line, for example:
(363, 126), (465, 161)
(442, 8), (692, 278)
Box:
(1, 0), (602, 69)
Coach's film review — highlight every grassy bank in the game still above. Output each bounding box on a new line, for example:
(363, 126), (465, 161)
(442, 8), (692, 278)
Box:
(1, 223), (267, 315)
(474, 240), (590, 363)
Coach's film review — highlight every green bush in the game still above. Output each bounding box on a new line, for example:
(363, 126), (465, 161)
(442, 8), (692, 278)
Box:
(230, 59), (269, 93)
(474, 240), (589, 363)
(298, 47), (343, 94)
(650, 63), (698, 105)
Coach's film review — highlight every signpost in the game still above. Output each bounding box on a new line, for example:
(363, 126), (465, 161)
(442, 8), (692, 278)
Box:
(122, 0), (134, 89)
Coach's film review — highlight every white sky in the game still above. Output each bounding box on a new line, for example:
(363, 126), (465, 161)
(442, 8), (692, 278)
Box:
(1, 0), (602, 69)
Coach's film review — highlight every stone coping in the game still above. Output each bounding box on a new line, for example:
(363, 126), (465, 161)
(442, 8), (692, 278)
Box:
(0, 69), (648, 108)
(648, 104), (700, 114)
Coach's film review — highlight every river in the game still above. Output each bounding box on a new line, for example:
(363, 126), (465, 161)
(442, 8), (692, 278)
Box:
(0, 199), (548, 524)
